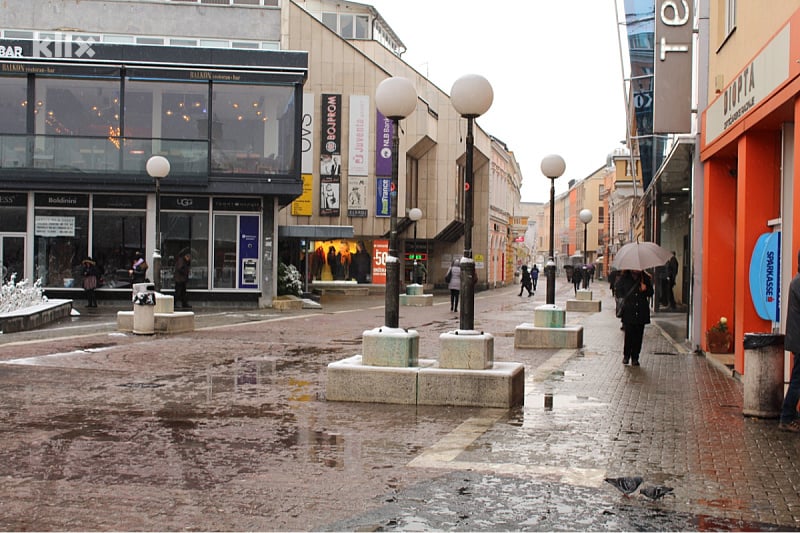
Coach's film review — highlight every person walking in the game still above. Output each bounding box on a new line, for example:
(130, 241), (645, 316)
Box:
(614, 269), (653, 366)
(780, 250), (800, 432)
(174, 251), (192, 309)
(572, 265), (583, 294)
(445, 258), (461, 312)
(518, 265), (533, 297)
(531, 264), (539, 291)
(667, 251), (679, 309)
(81, 257), (99, 308)
(129, 251), (148, 284)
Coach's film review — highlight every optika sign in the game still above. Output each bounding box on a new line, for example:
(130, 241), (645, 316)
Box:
(33, 34), (96, 59)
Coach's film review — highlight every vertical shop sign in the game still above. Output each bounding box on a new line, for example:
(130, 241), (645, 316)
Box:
(347, 176), (368, 217)
(349, 95), (370, 176)
(301, 93), (314, 174)
(653, 0), (693, 133)
(320, 93), (341, 217)
(376, 177), (391, 217)
(372, 239), (388, 285)
(375, 110), (393, 177)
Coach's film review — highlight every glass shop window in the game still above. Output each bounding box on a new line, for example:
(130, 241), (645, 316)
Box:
(33, 208), (89, 288)
(213, 214), (237, 289)
(0, 76), (27, 134)
(34, 77), (121, 137)
(160, 212), (209, 290)
(210, 82), (295, 175)
(91, 195), (147, 288)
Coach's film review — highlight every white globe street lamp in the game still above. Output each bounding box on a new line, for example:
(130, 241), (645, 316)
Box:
(451, 74), (493, 331)
(146, 155), (170, 292)
(541, 154), (565, 305)
(375, 77), (417, 328)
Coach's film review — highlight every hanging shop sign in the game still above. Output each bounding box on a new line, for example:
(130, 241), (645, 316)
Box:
(749, 231), (781, 322)
(653, 0), (693, 133)
(348, 95), (370, 176)
(375, 110), (393, 177)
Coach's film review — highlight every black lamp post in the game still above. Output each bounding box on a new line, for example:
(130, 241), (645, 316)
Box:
(146, 155), (170, 292)
(579, 208), (592, 289)
(451, 74), (493, 331)
(409, 207), (422, 283)
(541, 155), (565, 306)
(375, 77), (417, 328)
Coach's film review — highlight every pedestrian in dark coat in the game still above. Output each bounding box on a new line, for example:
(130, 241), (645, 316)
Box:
(518, 265), (533, 297)
(531, 264), (539, 290)
(780, 250), (800, 432)
(81, 257), (99, 308)
(614, 269), (653, 366)
(174, 251), (192, 308)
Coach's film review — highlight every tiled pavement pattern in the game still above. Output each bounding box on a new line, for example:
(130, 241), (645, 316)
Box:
(0, 282), (799, 531)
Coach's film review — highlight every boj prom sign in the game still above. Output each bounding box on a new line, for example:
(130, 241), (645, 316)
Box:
(749, 232), (780, 322)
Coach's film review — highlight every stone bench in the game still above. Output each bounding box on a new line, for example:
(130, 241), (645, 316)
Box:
(273, 296), (304, 310)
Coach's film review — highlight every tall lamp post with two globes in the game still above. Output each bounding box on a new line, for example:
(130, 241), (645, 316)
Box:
(541, 154), (565, 306)
(450, 74), (493, 331)
(375, 77), (417, 329)
(146, 155), (170, 292)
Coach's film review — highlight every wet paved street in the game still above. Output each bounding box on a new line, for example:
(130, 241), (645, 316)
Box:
(0, 282), (799, 531)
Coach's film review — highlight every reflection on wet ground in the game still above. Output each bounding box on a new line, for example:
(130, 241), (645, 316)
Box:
(1, 286), (799, 530)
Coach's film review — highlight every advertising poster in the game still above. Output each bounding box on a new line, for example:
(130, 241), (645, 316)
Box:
(347, 176), (368, 217)
(320, 174), (340, 216)
(372, 239), (388, 285)
(348, 95), (369, 176)
(375, 110), (393, 177)
(291, 173), (313, 216)
(376, 177), (391, 218)
(320, 93), (342, 216)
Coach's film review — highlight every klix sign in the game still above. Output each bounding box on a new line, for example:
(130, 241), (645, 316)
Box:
(0, 35), (96, 59)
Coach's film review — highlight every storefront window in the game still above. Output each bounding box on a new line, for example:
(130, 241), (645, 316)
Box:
(33, 194), (89, 288)
(91, 195), (147, 288)
(161, 211), (209, 290)
(0, 192), (27, 232)
(122, 79), (210, 173)
(0, 76), (27, 134)
(213, 214), (237, 289)
(34, 77), (122, 171)
(309, 240), (372, 283)
(210, 83), (295, 174)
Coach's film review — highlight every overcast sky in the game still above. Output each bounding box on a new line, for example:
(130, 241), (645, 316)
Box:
(365, 0), (628, 203)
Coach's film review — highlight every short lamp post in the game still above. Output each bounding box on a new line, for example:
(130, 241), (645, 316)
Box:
(408, 207), (423, 284)
(375, 77), (417, 329)
(146, 155), (170, 292)
(451, 74), (493, 331)
(541, 154), (565, 305)
(579, 208), (592, 289)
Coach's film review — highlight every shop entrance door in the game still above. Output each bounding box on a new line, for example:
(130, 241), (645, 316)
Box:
(0, 235), (25, 283)
(212, 215), (259, 290)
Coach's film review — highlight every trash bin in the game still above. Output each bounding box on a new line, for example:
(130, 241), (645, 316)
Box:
(132, 282), (156, 335)
(743, 333), (785, 418)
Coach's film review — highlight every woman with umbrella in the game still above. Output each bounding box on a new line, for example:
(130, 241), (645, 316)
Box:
(615, 269), (653, 366)
(612, 241), (668, 366)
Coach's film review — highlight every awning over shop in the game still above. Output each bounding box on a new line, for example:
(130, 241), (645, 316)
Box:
(646, 136), (694, 197)
(278, 225), (354, 239)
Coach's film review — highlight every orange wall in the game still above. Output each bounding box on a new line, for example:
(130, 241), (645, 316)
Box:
(702, 158), (736, 355)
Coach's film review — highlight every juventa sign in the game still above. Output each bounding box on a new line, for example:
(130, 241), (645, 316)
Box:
(0, 45), (22, 58)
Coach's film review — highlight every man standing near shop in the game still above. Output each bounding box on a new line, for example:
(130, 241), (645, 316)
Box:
(174, 251), (192, 309)
(780, 250), (800, 432)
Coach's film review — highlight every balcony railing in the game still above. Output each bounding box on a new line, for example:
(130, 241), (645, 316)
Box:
(0, 134), (209, 178)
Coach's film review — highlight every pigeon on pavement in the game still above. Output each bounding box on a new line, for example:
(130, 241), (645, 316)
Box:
(604, 476), (644, 496)
(639, 485), (674, 500)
